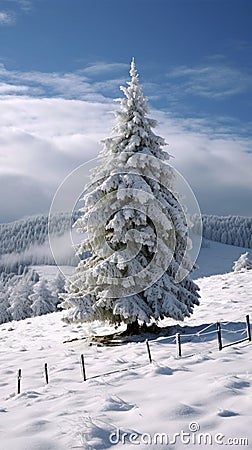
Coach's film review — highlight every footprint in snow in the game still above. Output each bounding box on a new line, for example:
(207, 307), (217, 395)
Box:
(25, 419), (51, 433)
(217, 409), (240, 417)
(18, 391), (43, 399)
(102, 395), (136, 412)
(153, 366), (173, 376)
(82, 417), (136, 450)
(225, 378), (250, 391)
(171, 403), (200, 419)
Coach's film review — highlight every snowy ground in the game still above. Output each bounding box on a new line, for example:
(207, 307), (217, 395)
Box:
(0, 267), (251, 449)
(192, 239), (252, 279)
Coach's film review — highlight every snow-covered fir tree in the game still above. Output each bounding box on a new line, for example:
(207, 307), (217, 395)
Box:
(0, 286), (11, 324)
(232, 252), (252, 272)
(49, 272), (66, 309)
(63, 59), (200, 332)
(7, 276), (34, 321)
(29, 279), (56, 316)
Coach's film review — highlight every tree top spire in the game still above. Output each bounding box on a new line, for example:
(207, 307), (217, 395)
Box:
(130, 57), (138, 79)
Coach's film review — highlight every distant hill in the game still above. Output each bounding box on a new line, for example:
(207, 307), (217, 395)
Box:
(0, 212), (79, 256)
(0, 212), (81, 271)
(0, 213), (251, 271)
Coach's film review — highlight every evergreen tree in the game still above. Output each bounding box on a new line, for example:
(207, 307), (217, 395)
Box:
(7, 277), (34, 321)
(29, 279), (56, 316)
(49, 271), (66, 308)
(63, 60), (200, 331)
(0, 291), (11, 324)
(233, 252), (252, 272)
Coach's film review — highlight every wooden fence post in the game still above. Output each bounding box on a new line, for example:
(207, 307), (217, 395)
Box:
(246, 314), (251, 342)
(81, 354), (87, 381)
(146, 339), (152, 363)
(17, 369), (22, 394)
(217, 322), (222, 351)
(176, 333), (182, 357)
(44, 363), (49, 384)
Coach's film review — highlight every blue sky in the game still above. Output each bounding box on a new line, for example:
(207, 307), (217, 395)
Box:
(0, 0), (251, 221)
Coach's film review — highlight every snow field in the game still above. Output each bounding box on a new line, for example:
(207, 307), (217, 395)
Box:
(0, 270), (251, 449)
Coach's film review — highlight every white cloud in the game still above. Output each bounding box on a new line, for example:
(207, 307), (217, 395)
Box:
(155, 111), (252, 215)
(0, 82), (28, 94)
(0, 174), (50, 222)
(5, 0), (33, 13)
(0, 1), (34, 29)
(0, 95), (115, 221)
(81, 62), (129, 76)
(0, 64), (123, 101)
(167, 64), (252, 99)
(0, 11), (15, 25)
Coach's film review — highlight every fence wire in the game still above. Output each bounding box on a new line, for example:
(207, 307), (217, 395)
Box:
(2, 314), (251, 397)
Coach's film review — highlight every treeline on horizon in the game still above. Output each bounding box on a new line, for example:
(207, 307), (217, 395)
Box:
(0, 213), (251, 270)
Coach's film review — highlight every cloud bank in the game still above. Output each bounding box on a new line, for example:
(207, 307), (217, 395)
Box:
(0, 64), (251, 222)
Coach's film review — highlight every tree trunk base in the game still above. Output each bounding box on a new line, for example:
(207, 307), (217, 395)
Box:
(72, 322), (178, 346)
(123, 320), (140, 336)
(121, 321), (161, 336)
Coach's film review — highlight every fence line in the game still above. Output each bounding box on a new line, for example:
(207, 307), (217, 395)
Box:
(10, 313), (252, 395)
(216, 314), (251, 351)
